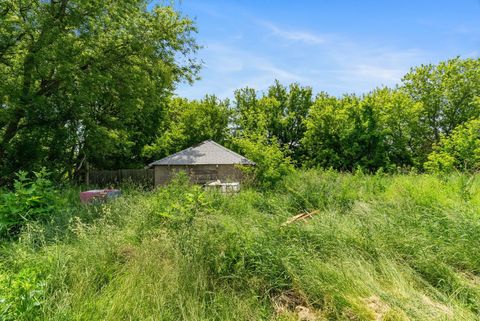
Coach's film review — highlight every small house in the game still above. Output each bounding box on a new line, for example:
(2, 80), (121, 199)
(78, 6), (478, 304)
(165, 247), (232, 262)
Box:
(148, 140), (255, 186)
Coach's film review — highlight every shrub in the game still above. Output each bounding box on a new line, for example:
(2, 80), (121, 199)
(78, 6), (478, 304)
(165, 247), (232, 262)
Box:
(233, 135), (294, 188)
(425, 118), (480, 173)
(0, 169), (60, 237)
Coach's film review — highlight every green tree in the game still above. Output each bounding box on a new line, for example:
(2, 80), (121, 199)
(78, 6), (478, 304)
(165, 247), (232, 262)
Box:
(233, 87), (266, 137)
(303, 89), (421, 171)
(233, 81), (313, 164)
(143, 95), (231, 160)
(301, 92), (346, 169)
(232, 134), (294, 188)
(402, 57), (480, 162)
(425, 118), (480, 173)
(363, 88), (423, 168)
(265, 81), (313, 158)
(0, 1), (199, 181)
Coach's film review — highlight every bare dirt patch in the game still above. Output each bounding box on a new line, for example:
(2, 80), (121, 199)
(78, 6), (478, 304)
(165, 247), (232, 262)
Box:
(420, 295), (453, 318)
(272, 290), (322, 320)
(363, 296), (389, 321)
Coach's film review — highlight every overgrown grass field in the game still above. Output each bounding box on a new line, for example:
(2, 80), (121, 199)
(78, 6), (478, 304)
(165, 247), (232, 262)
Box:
(1, 170), (480, 320)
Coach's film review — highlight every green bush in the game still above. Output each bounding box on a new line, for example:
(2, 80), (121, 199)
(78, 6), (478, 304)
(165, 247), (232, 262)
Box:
(234, 135), (294, 188)
(425, 118), (480, 173)
(0, 169), (60, 237)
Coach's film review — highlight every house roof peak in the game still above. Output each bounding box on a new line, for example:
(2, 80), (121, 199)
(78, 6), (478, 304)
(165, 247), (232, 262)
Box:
(148, 140), (255, 167)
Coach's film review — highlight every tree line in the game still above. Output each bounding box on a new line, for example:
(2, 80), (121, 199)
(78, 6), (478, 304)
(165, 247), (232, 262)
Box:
(1, 1), (479, 185)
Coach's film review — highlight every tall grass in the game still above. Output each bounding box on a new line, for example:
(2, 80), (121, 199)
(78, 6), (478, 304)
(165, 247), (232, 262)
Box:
(1, 171), (479, 320)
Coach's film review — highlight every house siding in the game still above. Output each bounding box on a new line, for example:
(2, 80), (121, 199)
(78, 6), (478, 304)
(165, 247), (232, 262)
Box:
(154, 164), (247, 186)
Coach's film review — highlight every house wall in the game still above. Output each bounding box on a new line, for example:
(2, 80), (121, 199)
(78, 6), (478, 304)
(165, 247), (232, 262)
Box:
(154, 164), (248, 186)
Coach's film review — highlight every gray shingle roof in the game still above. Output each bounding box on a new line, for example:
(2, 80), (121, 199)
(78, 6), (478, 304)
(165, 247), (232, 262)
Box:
(148, 140), (255, 166)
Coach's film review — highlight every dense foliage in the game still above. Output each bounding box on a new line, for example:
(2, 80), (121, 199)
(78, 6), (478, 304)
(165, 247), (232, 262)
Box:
(0, 2), (478, 182)
(0, 0), (199, 182)
(232, 135), (294, 188)
(0, 169), (61, 237)
(0, 1), (479, 184)
(228, 58), (479, 176)
(1, 171), (479, 320)
(425, 118), (480, 173)
(142, 95), (231, 160)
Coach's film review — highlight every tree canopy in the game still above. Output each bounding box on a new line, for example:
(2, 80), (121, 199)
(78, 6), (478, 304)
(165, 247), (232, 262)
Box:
(425, 118), (480, 173)
(0, 0), (199, 181)
(0, 1), (479, 184)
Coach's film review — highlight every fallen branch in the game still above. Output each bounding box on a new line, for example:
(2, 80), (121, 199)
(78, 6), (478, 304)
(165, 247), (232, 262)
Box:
(281, 210), (320, 227)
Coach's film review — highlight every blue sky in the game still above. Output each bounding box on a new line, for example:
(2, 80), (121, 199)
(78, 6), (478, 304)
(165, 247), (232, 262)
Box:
(171, 0), (480, 99)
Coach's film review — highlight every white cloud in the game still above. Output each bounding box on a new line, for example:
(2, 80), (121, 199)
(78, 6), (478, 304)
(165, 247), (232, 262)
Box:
(255, 20), (429, 89)
(345, 64), (405, 82)
(259, 21), (327, 45)
(204, 43), (304, 80)
(178, 19), (432, 99)
(177, 43), (307, 99)
(328, 47), (426, 85)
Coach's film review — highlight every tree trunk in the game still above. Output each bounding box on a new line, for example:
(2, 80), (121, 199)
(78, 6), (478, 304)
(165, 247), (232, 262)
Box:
(0, 108), (24, 160)
(0, 53), (34, 161)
